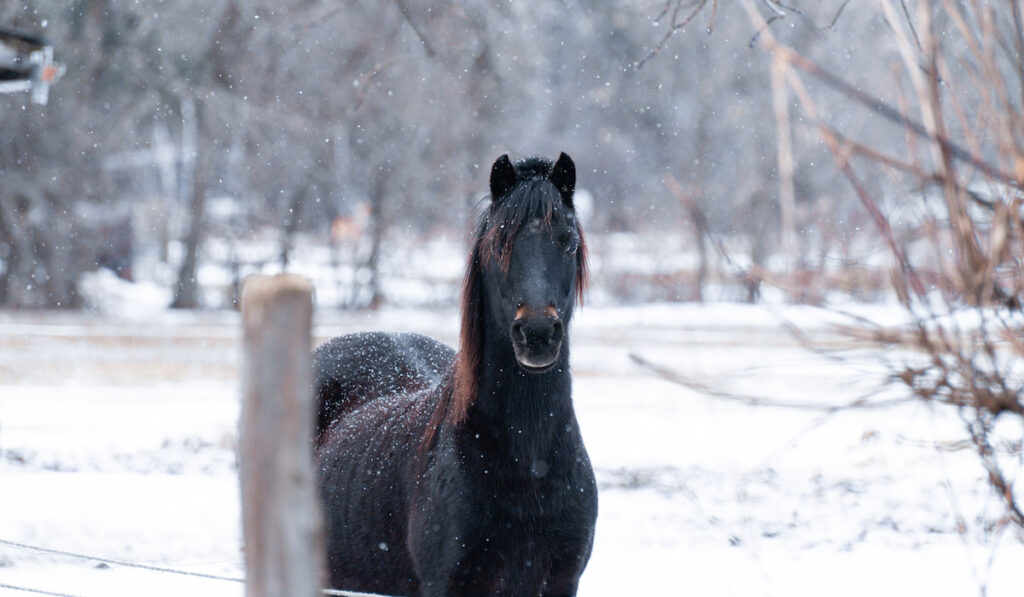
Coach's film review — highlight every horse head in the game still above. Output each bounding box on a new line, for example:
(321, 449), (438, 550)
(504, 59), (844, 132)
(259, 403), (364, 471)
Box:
(479, 152), (587, 374)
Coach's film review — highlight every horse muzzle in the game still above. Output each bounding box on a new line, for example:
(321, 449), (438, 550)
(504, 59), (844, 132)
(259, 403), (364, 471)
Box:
(510, 313), (563, 373)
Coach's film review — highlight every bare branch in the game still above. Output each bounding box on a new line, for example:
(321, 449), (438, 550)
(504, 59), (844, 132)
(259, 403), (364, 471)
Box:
(781, 66), (928, 300)
(823, 0), (853, 31)
(779, 45), (1022, 190)
(748, 15), (784, 48)
(898, 0), (924, 51)
(771, 55), (797, 279)
(349, 56), (411, 113)
(1011, 0), (1024, 109)
(630, 353), (913, 411)
(636, 0), (710, 71)
(290, 6), (348, 33)
(392, 0), (435, 57)
(662, 174), (735, 267)
(653, 0), (674, 24)
(759, 0), (787, 18)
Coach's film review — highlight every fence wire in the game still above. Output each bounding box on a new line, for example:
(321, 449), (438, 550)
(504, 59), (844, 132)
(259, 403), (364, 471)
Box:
(0, 537), (401, 597)
(0, 582), (79, 597)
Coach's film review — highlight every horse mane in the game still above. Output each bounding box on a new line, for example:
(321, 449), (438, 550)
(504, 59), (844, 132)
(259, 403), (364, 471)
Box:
(422, 157), (588, 450)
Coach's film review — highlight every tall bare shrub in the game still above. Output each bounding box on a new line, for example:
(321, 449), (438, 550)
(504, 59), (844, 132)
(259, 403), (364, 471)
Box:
(743, 0), (1024, 531)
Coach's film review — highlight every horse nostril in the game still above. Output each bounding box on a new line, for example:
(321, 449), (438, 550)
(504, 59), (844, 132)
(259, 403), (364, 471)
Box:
(511, 321), (527, 344)
(550, 320), (563, 344)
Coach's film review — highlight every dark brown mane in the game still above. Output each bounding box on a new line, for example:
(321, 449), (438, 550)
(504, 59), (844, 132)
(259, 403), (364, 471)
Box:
(422, 173), (588, 450)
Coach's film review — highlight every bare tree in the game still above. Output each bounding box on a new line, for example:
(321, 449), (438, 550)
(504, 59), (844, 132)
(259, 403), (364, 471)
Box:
(683, 0), (1024, 533)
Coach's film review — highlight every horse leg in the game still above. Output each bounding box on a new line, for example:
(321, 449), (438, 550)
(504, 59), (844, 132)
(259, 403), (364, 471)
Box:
(418, 540), (543, 596)
(540, 546), (592, 597)
(417, 568), (495, 596)
(416, 552), (500, 596)
(542, 579), (581, 597)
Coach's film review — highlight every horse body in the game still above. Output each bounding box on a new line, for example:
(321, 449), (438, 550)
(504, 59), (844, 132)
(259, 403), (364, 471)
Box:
(316, 153), (597, 597)
(313, 332), (453, 446)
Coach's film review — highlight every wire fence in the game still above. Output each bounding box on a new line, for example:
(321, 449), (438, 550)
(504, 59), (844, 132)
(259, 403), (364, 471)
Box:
(1, 277), (399, 597)
(0, 537), (399, 597)
(0, 581), (79, 597)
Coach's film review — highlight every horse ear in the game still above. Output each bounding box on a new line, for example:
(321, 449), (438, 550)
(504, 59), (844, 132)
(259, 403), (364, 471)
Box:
(490, 154), (517, 201)
(549, 152), (575, 207)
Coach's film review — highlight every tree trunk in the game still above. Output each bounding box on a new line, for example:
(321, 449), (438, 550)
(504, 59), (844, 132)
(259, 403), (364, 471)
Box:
(365, 175), (385, 309)
(171, 132), (207, 309)
(0, 195), (21, 306)
(280, 188), (307, 270)
(0, 186), (81, 308)
(695, 226), (707, 303)
(41, 204), (82, 309)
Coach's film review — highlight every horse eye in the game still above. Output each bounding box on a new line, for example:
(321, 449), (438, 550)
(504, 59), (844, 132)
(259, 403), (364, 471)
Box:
(566, 238), (579, 256)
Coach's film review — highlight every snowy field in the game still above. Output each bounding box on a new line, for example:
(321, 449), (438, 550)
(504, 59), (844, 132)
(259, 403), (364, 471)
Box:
(1, 303), (1023, 597)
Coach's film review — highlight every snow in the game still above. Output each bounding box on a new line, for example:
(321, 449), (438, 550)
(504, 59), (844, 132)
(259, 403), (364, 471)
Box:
(77, 269), (173, 319)
(1, 304), (1022, 596)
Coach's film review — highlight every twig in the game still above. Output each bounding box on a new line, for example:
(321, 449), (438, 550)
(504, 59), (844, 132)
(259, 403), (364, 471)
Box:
(636, 0), (710, 71)
(776, 44), (1022, 190)
(759, 0), (787, 18)
(899, 0), (924, 51)
(629, 353), (913, 412)
(897, 435), (1023, 454)
(751, 0), (845, 44)
(349, 56), (409, 113)
(823, 0), (853, 31)
(653, 0), (674, 23)
(742, 0), (1018, 187)
(781, 66), (928, 299)
(771, 54), (797, 277)
(814, 119), (1024, 228)
(1011, 0), (1024, 109)
(291, 6), (349, 33)
(392, 0), (435, 57)
(748, 15), (783, 48)
(661, 174), (735, 267)
(966, 414), (1024, 528)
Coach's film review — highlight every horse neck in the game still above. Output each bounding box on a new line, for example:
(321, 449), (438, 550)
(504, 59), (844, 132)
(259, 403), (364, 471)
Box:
(463, 321), (576, 459)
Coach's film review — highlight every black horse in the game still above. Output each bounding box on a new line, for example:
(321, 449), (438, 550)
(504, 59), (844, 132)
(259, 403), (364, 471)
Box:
(314, 152), (597, 596)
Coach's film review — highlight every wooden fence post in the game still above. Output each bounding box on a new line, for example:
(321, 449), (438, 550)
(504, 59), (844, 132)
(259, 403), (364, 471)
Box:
(239, 274), (324, 597)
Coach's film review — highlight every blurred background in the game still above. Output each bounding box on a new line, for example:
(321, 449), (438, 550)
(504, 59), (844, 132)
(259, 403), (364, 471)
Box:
(0, 0), (935, 312)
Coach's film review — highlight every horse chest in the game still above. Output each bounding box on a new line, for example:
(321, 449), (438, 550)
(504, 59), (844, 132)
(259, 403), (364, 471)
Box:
(462, 443), (589, 522)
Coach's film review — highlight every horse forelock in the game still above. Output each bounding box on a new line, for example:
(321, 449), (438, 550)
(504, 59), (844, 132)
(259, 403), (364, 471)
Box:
(513, 156), (556, 180)
(482, 178), (567, 271)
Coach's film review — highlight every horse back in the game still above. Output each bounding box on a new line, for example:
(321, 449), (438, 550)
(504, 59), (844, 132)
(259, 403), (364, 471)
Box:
(313, 332), (454, 445)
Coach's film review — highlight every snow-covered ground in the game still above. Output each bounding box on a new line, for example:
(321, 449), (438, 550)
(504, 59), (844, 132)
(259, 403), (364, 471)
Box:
(1, 304), (1022, 596)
